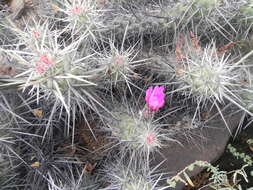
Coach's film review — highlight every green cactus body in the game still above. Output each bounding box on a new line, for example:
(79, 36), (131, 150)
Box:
(194, 0), (219, 9)
(167, 2), (188, 19)
(187, 64), (221, 96)
(33, 51), (92, 93)
(240, 0), (253, 21)
(175, 40), (234, 103)
(70, 9), (95, 31)
(111, 111), (161, 152)
(56, 0), (103, 34)
(104, 162), (155, 190)
(98, 42), (141, 86)
(108, 54), (129, 83)
(240, 88), (253, 112)
(122, 175), (153, 190)
(112, 112), (142, 143)
(190, 0), (221, 19)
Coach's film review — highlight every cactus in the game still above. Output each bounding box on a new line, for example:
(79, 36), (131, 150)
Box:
(240, 0), (253, 22)
(96, 37), (146, 88)
(47, 166), (99, 190)
(177, 41), (234, 103)
(0, 19), (111, 137)
(107, 110), (166, 160)
(101, 159), (166, 190)
(52, 0), (104, 37)
(161, 33), (253, 118)
(1, 0), (253, 189)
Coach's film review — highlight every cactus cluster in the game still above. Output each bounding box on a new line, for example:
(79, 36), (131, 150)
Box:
(101, 160), (161, 190)
(1, 0), (253, 189)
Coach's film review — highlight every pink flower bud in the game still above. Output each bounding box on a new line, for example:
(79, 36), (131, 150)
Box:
(35, 61), (47, 73)
(35, 54), (54, 74)
(146, 133), (155, 144)
(113, 55), (125, 65)
(32, 30), (40, 39)
(40, 54), (53, 66)
(145, 85), (166, 112)
(69, 6), (82, 14)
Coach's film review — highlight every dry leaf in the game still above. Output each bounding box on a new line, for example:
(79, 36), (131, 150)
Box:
(175, 65), (184, 75)
(56, 143), (76, 156)
(175, 34), (186, 61)
(201, 112), (210, 121)
(183, 171), (195, 187)
(247, 139), (253, 152)
(83, 162), (96, 173)
(32, 108), (43, 118)
(133, 72), (141, 79)
(218, 42), (236, 54)
(144, 75), (152, 83)
(50, 3), (61, 12)
(190, 31), (201, 50)
(31, 161), (40, 167)
(96, 0), (108, 6)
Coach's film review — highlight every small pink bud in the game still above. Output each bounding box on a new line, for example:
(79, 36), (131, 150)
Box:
(35, 54), (54, 74)
(145, 85), (166, 112)
(40, 54), (53, 66)
(146, 133), (155, 144)
(70, 6), (82, 14)
(114, 55), (125, 65)
(32, 30), (40, 39)
(35, 61), (47, 73)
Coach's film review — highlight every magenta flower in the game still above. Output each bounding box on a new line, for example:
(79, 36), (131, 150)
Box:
(145, 85), (166, 111)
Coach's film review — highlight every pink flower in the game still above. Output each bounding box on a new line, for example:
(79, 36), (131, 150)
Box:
(145, 85), (166, 111)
